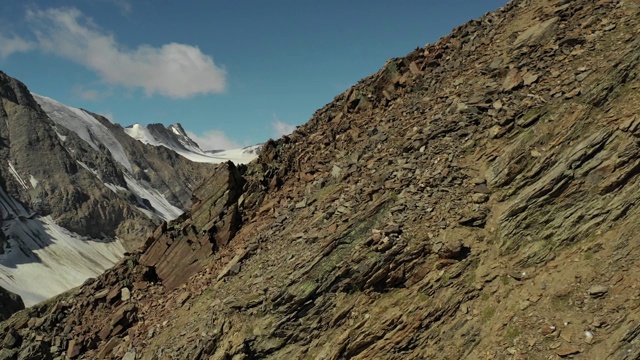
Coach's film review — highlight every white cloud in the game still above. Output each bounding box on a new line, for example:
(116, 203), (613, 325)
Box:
(186, 130), (240, 151)
(271, 114), (296, 138)
(0, 34), (35, 58)
(16, 7), (226, 98)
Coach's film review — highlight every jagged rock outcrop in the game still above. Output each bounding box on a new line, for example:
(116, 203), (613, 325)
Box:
(140, 161), (245, 289)
(4, 0), (640, 359)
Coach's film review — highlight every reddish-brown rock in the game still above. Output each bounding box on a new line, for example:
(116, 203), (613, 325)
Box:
(140, 161), (245, 289)
(66, 339), (82, 359)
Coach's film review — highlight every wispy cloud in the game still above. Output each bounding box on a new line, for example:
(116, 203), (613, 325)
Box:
(72, 84), (106, 100)
(186, 130), (240, 151)
(0, 34), (35, 58)
(2, 7), (226, 98)
(106, 0), (132, 15)
(271, 114), (296, 138)
(79, 89), (100, 100)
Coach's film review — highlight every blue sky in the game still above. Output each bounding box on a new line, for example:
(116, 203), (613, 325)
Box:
(0, 0), (507, 149)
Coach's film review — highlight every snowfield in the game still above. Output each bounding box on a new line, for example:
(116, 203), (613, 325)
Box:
(0, 187), (126, 306)
(123, 173), (183, 221)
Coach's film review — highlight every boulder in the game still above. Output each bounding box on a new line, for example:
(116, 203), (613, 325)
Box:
(513, 17), (559, 48)
(0, 287), (24, 321)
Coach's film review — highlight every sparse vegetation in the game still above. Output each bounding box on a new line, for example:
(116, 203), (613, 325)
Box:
(501, 275), (510, 285)
(481, 306), (496, 323)
(4, 1), (640, 359)
(504, 325), (523, 342)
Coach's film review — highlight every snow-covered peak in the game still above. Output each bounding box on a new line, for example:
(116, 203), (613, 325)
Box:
(125, 123), (160, 145)
(124, 123), (260, 164)
(169, 124), (185, 136)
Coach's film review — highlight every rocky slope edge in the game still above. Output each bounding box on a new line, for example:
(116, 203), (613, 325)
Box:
(3, 0), (640, 359)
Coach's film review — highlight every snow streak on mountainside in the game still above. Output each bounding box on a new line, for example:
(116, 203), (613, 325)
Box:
(32, 94), (183, 221)
(124, 123), (260, 164)
(123, 173), (183, 221)
(0, 186), (126, 306)
(34, 94), (134, 172)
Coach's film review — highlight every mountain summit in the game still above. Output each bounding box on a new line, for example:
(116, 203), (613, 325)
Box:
(126, 123), (204, 155)
(3, 0), (640, 358)
(124, 123), (261, 164)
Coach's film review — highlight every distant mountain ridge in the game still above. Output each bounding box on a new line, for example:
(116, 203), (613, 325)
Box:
(0, 73), (259, 309)
(124, 122), (261, 164)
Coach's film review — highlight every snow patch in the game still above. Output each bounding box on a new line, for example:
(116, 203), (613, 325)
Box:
(103, 182), (127, 194)
(208, 145), (262, 164)
(29, 175), (39, 189)
(8, 162), (29, 190)
(54, 129), (67, 142)
(76, 161), (99, 177)
(124, 174), (182, 221)
(124, 124), (161, 147)
(0, 187), (126, 306)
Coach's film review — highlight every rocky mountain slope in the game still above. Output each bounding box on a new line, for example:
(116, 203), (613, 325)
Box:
(0, 77), (258, 309)
(3, 0), (640, 358)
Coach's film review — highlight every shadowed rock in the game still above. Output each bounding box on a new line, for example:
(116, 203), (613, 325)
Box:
(0, 286), (24, 321)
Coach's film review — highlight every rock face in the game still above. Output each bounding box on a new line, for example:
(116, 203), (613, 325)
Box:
(4, 0), (640, 359)
(140, 161), (245, 289)
(0, 287), (24, 321)
(33, 93), (216, 228)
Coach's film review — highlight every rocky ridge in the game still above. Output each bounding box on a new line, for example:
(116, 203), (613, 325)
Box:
(3, 0), (640, 359)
